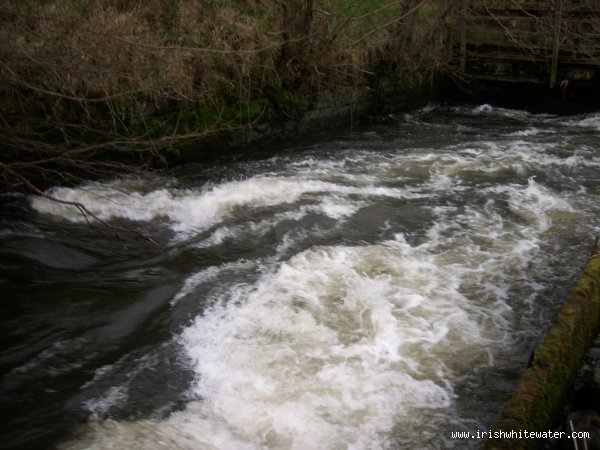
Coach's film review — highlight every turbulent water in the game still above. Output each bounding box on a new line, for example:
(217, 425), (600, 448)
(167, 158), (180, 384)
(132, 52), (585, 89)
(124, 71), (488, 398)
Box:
(1, 104), (599, 450)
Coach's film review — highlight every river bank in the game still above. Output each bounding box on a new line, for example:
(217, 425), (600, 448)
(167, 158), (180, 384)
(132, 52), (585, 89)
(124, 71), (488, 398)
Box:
(0, 0), (450, 192)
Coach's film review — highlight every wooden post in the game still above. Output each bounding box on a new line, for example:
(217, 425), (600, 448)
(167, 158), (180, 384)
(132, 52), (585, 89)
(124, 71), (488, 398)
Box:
(549, 0), (564, 89)
(460, 0), (467, 74)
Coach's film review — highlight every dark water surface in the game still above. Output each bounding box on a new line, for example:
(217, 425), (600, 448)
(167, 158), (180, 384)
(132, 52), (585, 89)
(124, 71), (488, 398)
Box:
(1, 104), (599, 449)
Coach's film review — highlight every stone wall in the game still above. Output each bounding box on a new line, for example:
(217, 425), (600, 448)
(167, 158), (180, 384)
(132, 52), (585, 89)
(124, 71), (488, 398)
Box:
(177, 73), (440, 164)
(485, 247), (600, 450)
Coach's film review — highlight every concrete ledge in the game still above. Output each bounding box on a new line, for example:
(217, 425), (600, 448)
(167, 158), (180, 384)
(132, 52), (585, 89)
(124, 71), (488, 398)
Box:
(485, 248), (600, 450)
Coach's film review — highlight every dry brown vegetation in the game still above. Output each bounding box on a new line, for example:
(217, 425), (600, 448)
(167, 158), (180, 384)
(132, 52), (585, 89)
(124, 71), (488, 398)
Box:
(0, 0), (450, 193)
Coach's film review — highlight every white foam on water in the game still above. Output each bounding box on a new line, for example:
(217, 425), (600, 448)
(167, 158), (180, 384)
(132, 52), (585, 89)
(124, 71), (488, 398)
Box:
(171, 259), (260, 305)
(192, 209), (314, 252)
(561, 113), (600, 131)
(31, 177), (412, 240)
(61, 232), (524, 449)
(30, 182), (176, 222)
(472, 103), (494, 114)
(509, 127), (543, 137)
(304, 194), (367, 220)
(57, 414), (259, 450)
(420, 139), (600, 192)
(48, 105), (597, 449)
(83, 386), (128, 419)
(59, 234), (569, 447)
(192, 225), (238, 248)
(74, 344), (185, 423)
(499, 177), (575, 237)
(466, 104), (556, 122)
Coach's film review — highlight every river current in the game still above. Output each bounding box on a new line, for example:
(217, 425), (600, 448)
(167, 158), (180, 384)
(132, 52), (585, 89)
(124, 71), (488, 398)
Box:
(1, 104), (599, 449)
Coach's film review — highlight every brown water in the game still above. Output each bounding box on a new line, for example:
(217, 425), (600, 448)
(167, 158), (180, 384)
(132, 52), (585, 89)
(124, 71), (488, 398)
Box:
(1, 104), (599, 449)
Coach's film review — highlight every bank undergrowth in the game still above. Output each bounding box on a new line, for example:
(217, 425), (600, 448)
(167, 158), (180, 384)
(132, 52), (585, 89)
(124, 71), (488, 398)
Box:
(0, 0), (451, 192)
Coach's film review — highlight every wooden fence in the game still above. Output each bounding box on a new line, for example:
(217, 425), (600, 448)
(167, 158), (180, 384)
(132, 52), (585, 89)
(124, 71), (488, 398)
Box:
(453, 0), (600, 88)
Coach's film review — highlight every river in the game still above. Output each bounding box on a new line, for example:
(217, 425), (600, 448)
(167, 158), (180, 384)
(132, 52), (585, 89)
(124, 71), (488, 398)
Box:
(1, 104), (599, 449)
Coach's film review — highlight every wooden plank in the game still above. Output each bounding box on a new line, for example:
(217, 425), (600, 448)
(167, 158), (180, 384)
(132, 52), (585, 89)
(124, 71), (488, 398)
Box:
(468, 0), (600, 13)
(463, 27), (554, 49)
(466, 50), (549, 62)
(466, 49), (600, 66)
(467, 73), (548, 84)
(464, 16), (554, 36)
(559, 0), (600, 12)
(560, 57), (600, 65)
(470, 0), (552, 10)
(463, 17), (553, 30)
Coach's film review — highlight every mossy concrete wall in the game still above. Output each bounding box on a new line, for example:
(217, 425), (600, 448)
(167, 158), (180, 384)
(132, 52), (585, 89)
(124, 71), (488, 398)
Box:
(176, 73), (440, 164)
(235, 85), (375, 148)
(485, 248), (600, 450)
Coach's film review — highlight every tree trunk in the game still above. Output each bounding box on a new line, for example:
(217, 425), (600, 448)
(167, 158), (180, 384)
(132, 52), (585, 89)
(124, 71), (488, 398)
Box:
(281, 0), (314, 59)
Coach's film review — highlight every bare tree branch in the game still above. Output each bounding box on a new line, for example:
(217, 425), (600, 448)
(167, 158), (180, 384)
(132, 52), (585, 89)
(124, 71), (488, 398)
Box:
(0, 161), (160, 245)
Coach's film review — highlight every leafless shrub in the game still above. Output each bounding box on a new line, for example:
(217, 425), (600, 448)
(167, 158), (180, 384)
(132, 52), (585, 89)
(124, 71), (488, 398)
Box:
(0, 0), (449, 195)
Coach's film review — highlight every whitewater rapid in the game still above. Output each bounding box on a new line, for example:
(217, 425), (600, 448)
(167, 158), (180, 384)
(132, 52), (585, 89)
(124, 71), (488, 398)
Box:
(22, 104), (600, 449)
